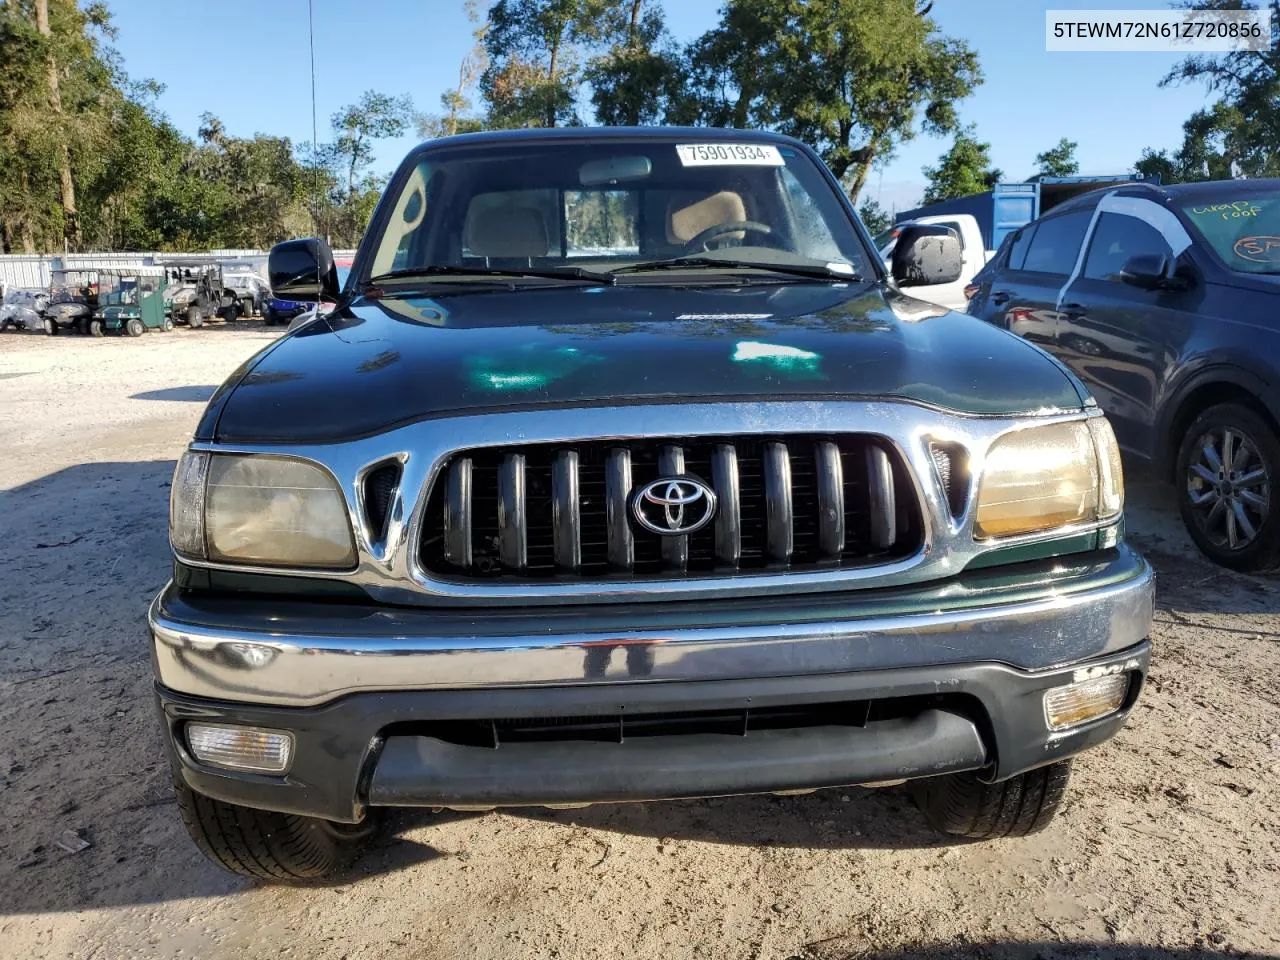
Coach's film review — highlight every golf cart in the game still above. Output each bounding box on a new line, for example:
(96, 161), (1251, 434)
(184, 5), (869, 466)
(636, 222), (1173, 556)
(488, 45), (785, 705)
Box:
(0, 289), (49, 332)
(157, 260), (239, 328)
(89, 266), (170, 337)
(43, 271), (98, 335)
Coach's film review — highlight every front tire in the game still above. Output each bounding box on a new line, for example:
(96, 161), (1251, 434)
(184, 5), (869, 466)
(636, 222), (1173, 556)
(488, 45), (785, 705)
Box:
(43, 316), (57, 336)
(911, 760), (1072, 839)
(88, 319), (104, 338)
(172, 776), (377, 882)
(187, 306), (203, 329)
(125, 317), (145, 337)
(1177, 402), (1280, 571)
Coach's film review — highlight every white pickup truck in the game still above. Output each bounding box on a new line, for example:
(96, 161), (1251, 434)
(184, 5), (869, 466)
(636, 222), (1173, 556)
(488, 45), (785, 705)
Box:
(876, 213), (990, 312)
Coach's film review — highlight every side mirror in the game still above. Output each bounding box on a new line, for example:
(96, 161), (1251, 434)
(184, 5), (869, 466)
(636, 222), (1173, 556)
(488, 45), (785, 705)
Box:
(1119, 253), (1184, 291)
(891, 225), (963, 287)
(269, 237), (339, 301)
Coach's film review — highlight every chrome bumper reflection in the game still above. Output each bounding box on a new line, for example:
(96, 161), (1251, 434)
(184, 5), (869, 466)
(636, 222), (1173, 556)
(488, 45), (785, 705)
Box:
(150, 558), (1153, 708)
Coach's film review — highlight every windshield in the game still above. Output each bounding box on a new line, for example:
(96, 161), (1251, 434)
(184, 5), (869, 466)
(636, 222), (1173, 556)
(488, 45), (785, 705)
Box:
(1179, 191), (1280, 274)
(366, 139), (873, 283)
(873, 226), (899, 251)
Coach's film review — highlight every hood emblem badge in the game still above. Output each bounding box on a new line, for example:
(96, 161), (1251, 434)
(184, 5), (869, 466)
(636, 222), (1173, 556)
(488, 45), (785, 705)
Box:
(631, 477), (717, 536)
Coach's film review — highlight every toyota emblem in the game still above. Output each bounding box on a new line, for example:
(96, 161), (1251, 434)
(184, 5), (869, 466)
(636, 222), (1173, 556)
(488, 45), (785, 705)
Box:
(631, 476), (717, 536)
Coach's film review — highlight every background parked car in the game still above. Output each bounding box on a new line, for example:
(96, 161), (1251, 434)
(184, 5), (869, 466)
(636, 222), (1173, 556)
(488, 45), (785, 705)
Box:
(876, 213), (989, 311)
(262, 292), (313, 327)
(969, 178), (1280, 570)
(222, 271), (269, 318)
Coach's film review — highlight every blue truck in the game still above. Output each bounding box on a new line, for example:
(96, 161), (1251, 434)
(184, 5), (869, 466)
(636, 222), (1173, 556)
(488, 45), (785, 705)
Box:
(895, 174), (1158, 252)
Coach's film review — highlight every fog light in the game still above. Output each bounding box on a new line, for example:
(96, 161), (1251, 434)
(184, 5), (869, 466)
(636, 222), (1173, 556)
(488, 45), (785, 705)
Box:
(1043, 674), (1129, 730)
(187, 723), (294, 773)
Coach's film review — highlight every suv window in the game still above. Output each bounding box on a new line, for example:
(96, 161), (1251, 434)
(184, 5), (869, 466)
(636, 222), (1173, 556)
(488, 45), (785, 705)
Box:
(1021, 211), (1091, 276)
(1084, 213), (1173, 281)
(1008, 225), (1035, 270)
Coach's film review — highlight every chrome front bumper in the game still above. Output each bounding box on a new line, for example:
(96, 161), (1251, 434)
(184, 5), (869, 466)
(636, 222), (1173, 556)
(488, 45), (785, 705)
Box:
(150, 547), (1153, 708)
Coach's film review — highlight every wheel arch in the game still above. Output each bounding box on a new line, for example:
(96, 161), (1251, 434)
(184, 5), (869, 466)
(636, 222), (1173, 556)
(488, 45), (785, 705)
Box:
(1158, 367), (1280, 480)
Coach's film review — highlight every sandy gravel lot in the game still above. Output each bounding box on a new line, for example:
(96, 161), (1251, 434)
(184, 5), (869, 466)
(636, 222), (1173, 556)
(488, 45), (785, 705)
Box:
(0, 323), (1277, 960)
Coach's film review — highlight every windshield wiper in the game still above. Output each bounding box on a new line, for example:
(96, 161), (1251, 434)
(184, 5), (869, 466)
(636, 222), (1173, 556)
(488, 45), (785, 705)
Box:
(611, 257), (863, 282)
(367, 265), (614, 286)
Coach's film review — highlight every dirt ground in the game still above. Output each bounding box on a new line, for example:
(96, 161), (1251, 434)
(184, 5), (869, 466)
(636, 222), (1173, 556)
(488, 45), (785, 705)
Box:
(0, 323), (1277, 960)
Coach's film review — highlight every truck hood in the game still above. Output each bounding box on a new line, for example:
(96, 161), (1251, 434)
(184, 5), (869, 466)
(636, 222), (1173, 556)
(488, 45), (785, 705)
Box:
(202, 282), (1085, 444)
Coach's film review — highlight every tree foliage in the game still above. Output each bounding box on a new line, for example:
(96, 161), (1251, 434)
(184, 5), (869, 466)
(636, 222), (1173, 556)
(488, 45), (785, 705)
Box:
(675, 0), (982, 199)
(1034, 137), (1079, 178)
(857, 198), (893, 236)
(420, 0), (490, 137)
(468, 0), (981, 202)
(0, 0), (415, 253)
(921, 126), (1002, 204)
(1134, 0), (1279, 182)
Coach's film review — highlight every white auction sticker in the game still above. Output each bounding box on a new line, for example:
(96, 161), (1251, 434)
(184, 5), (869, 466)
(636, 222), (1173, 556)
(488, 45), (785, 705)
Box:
(676, 144), (784, 167)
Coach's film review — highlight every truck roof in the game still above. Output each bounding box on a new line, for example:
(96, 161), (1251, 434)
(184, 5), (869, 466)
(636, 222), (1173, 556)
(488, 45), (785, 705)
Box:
(418, 126), (808, 152)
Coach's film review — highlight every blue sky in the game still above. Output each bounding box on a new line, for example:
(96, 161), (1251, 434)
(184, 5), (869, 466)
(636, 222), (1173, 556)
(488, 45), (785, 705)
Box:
(107, 0), (1211, 213)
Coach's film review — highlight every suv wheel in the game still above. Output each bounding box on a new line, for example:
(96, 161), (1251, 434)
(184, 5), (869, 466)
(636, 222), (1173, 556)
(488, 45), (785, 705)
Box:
(173, 775), (378, 882)
(911, 760), (1071, 839)
(1177, 402), (1280, 571)
(187, 305), (203, 329)
(43, 316), (57, 336)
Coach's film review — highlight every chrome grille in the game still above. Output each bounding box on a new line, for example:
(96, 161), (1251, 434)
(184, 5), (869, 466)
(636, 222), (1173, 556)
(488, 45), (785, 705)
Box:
(419, 435), (923, 580)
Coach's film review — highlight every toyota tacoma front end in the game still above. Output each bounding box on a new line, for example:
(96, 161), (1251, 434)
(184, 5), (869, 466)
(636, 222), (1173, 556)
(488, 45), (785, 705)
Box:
(151, 128), (1152, 881)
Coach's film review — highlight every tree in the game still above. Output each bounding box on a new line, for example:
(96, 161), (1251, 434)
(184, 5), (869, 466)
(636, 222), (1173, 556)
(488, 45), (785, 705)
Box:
(1134, 0), (1279, 182)
(682, 0), (982, 199)
(857, 198), (892, 236)
(0, 0), (120, 252)
(921, 126), (1002, 204)
(330, 91), (415, 199)
(587, 0), (684, 126)
(481, 0), (613, 127)
(1034, 137), (1078, 178)
(421, 0), (490, 137)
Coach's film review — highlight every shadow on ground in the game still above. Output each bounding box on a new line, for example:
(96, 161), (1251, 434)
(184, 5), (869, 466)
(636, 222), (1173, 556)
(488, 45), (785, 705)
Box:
(808, 942), (1278, 960)
(131, 385), (219, 402)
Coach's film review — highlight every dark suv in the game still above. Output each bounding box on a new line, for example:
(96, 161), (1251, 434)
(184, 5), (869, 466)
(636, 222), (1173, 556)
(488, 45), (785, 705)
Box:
(153, 128), (1151, 881)
(969, 179), (1280, 570)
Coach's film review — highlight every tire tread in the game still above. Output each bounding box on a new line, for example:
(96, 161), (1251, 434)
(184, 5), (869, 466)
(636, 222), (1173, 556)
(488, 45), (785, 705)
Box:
(914, 760), (1072, 840)
(173, 777), (370, 882)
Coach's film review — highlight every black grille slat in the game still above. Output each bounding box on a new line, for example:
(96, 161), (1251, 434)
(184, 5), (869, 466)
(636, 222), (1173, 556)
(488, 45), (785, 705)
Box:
(813, 441), (844, 561)
(658, 445), (688, 571)
(866, 445), (897, 550)
(763, 441), (793, 564)
(497, 454), (527, 572)
(421, 434), (922, 580)
(552, 450), (582, 572)
(443, 457), (472, 568)
(711, 443), (741, 568)
(604, 448), (634, 571)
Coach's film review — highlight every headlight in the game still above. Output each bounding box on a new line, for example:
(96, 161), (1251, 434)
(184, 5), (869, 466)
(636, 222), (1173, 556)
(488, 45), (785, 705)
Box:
(169, 451), (356, 568)
(974, 418), (1124, 539)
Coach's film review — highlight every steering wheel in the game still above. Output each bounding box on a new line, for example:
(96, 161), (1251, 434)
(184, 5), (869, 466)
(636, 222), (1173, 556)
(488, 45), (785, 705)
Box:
(681, 220), (775, 255)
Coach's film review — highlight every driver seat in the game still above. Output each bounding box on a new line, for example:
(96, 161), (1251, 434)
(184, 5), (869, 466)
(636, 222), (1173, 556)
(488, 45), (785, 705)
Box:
(666, 191), (748, 246)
